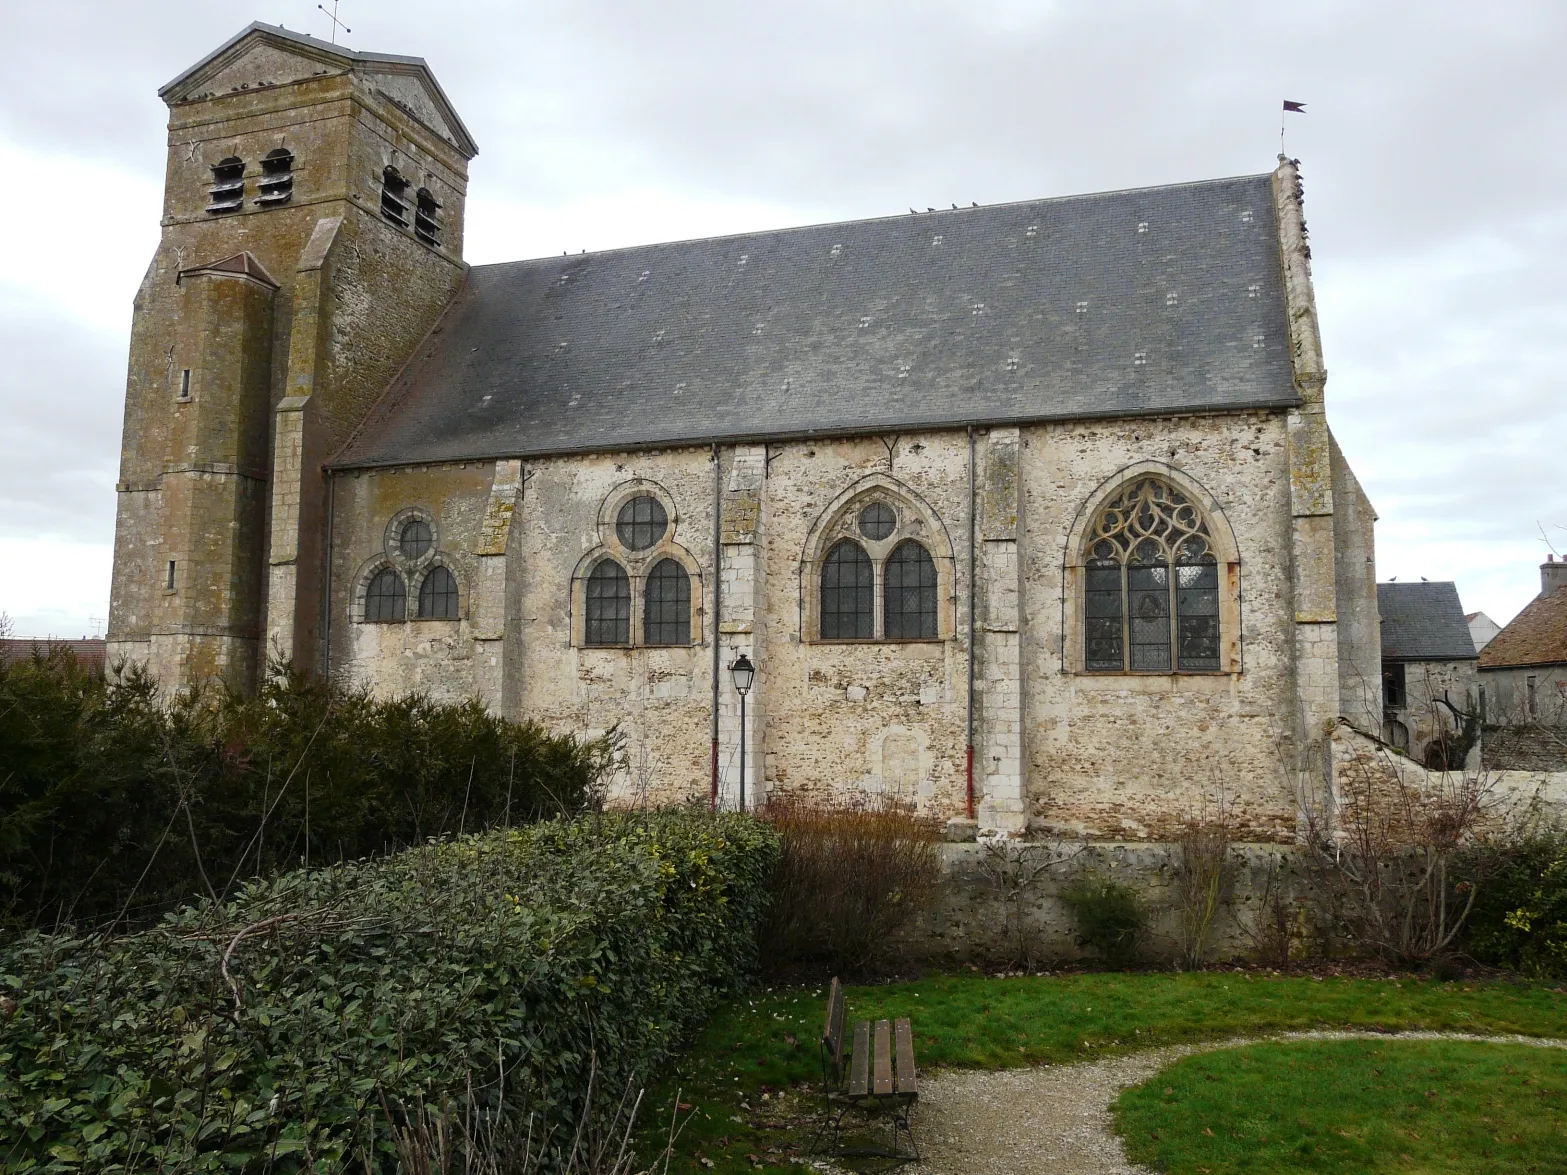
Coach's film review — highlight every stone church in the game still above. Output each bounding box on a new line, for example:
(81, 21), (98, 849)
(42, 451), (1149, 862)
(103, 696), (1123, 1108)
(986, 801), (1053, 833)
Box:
(108, 22), (1382, 836)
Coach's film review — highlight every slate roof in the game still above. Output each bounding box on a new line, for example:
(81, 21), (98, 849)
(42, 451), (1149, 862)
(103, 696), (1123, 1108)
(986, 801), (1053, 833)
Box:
(1479, 586), (1567, 669)
(333, 172), (1298, 469)
(1379, 582), (1477, 663)
(179, 252), (278, 288)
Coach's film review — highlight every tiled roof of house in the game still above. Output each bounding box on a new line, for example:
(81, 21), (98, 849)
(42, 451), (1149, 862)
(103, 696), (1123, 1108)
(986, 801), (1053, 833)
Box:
(1378, 581), (1477, 662)
(1479, 587), (1567, 669)
(333, 172), (1298, 469)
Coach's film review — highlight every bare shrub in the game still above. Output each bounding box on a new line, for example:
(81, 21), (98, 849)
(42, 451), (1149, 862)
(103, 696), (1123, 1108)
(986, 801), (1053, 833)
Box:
(759, 798), (942, 977)
(1297, 726), (1538, 965)
(1237, 858), (1309, 968)
(975, 837), (1078, 970)
(1174, 796), (1236, 970)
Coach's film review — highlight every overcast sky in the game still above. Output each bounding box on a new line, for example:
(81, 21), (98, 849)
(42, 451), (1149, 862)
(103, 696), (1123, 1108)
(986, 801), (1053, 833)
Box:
(1, 0), (1563, 639)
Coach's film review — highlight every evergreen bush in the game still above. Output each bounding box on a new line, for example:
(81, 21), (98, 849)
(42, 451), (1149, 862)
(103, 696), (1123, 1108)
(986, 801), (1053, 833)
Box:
(1462, 829), (1567, 978)
(0, 649), (613, 931)
(0, 809), (778, 1173)
(1061, 874), (1147, 965)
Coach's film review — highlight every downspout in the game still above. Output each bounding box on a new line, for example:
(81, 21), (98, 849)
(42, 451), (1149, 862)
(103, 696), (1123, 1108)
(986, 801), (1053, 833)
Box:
(965, 425), (977, 820)
(322, 470), (336, 680)
(710, 443), (722, 809)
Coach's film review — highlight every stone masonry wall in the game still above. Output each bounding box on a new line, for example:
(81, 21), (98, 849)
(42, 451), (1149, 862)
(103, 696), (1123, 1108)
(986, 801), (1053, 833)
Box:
(328, 407), (1325, 840)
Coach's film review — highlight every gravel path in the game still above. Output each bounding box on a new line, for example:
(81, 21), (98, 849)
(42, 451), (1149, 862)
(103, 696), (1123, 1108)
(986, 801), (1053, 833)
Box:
(822, 1031), (1567, 1175)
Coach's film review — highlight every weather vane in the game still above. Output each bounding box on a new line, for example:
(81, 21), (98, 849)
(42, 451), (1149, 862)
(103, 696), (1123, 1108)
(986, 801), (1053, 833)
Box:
(317, 0), (350, 45)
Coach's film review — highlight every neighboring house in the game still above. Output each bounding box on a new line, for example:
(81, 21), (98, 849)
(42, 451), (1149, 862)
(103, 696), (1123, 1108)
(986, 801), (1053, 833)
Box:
(0, 638), (107, 674)
(1377, 581), (1478, 767)
(1466, 611), (1502, 653)
(1479, 557), (1567, 728)
(105, 22), (1382, 839)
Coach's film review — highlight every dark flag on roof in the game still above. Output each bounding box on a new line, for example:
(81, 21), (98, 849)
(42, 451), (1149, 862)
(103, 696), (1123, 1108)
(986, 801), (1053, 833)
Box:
(1283, 100), (1307, 113)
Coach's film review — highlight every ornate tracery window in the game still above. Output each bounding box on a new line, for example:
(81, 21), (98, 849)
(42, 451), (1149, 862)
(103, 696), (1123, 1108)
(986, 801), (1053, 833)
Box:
(1083, 478), (1220, 672)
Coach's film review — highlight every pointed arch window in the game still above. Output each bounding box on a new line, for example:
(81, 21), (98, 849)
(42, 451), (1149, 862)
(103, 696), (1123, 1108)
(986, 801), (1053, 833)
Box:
(585, 560), (631, 646)
(418, 566), (459, 619)
(1083, 478), (1220, 672)
(821, 540), (875, 640)
(644, 559), (692, 646)
(884, 540), (938, 639)
(364, 568), (406, 622)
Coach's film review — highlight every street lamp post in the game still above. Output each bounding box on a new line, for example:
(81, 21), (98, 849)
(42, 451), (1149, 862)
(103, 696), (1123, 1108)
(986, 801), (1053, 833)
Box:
(729, 652), (755, 811)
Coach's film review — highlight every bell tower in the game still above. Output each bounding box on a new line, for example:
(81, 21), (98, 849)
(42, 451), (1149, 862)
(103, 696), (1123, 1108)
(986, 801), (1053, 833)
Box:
(107, 22), (478, 691)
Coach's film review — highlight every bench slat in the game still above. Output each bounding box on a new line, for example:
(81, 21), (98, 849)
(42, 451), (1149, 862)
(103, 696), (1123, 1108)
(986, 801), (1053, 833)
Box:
(894, 1017), (918, 1096)
(822, 978), (846, 1075)
(873, 1019), (893, 1096)
(848, 1020), (871, 1097)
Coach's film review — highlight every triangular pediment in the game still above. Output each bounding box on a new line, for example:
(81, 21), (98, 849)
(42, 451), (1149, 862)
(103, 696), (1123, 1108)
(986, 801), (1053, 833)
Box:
(161, 23), (477, 158)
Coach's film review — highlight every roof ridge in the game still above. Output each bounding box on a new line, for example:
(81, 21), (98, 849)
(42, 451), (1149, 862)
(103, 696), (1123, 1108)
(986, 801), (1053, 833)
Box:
(468, 171), (1278, 270)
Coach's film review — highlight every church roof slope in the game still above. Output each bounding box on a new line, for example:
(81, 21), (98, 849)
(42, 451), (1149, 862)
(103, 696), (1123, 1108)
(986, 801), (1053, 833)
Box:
(334, 172), (1298, 469)
(1378, 581), (1478, 663)
(1479, 587), (1567, 669)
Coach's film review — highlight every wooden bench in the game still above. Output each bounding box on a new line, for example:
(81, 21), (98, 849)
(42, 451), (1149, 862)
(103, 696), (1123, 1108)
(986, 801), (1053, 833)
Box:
(815, 977), (919, 1161)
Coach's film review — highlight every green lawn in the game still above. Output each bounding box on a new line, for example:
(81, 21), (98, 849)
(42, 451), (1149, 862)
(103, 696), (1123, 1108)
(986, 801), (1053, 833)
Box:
(1115, 1038), (1567, 1174)
(640, 971), (1567, 1174)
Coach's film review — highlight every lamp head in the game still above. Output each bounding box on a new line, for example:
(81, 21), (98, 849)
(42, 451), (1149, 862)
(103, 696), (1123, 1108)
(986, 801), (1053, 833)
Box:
(730, 652), (755, 695)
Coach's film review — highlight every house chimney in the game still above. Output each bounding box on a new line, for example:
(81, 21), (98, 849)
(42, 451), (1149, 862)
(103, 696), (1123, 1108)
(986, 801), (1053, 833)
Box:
(1544, 554), (1567, 598)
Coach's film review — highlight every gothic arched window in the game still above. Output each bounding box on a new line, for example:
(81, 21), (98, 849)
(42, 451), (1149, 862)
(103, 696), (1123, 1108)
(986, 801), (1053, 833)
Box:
(821, 540), (875, 640)
(585, 560), (631, 646)
(884, 540), (938, 640)
(1083, 478), (1220, 672)
(418, 566), (459, 619)
(364, 568), (406, 623)
(644, 559), (692, 646)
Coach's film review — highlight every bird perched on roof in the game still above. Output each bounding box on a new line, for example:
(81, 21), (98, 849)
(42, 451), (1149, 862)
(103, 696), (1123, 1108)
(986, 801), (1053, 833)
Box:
(927, 207), (935, 212)
(972, 202), (979, 207)
(910, 208), (917, 214)
(952, 203), (958, 210)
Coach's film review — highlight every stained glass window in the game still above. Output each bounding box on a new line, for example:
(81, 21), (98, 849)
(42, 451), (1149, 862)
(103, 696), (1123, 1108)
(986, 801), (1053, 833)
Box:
(884, 540), (937, 639)
(820, 540), (874, 639)
(585, 560), (631, 645)
(418, 566), (459, 619)
(644, 559), (691, 645)
(365, 568), (406, 622)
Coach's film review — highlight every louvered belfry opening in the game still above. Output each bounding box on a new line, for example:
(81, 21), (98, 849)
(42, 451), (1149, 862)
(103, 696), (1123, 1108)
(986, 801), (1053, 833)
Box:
(256, 148), (294, 207)
(205, 157), (245, 214)
(380, 165), (411, 228)
(415, 188), (441, 246)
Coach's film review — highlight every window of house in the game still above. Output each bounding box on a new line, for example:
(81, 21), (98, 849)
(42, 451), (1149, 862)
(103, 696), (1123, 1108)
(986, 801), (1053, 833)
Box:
(256, 148), (294, 206)
(820, 539), (875, 640)
(380, 166), (411, 228)
(415, 188), (441, 246)
(644, 559), (692, 645)
(206, 157), (245, 214)
(1081, 477), (1220, 672)
(1383, 663), (1407, 710)
(365, 568), (406, 622)
(884, 539), (937, 639)
(616, 495), (668, 551)
(418, 566), (459, 619)
(399, 519), (433, 559)
(585, 560), (631, 645)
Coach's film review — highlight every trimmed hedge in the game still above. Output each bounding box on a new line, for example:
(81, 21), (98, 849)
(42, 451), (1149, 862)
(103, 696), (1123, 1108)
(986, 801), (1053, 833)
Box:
(0, 809), (778, 1172)
(0, 650), (613, 931)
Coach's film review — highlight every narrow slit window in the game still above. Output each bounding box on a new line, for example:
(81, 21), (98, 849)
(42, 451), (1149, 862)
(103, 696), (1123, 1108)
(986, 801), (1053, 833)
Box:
(255, 148), (294, 206)
(178, 369), (191, 401)
(417, 566), (459, 619)
(414, 187), (441, 246)
(644, 559), (692, 646)
(585, 560), (631, 646)
(166, 560), (176, 590)
(380, 166), (411, 228)
(206, 156), (245, 215)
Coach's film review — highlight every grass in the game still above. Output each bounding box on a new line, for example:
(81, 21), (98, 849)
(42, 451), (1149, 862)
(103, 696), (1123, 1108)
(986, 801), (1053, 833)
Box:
(641, 971), (1567, 1174)
(1115, 1038), (1567, 1174)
